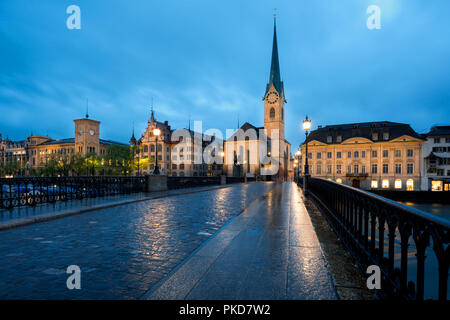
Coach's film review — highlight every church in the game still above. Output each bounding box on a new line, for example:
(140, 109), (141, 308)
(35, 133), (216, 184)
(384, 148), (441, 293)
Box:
(223, 17), (292, 181)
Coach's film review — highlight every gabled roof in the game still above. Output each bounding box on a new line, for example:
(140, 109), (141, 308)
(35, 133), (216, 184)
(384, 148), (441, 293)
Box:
(303, 121), (424, 145)
(226, 122), (266, 142)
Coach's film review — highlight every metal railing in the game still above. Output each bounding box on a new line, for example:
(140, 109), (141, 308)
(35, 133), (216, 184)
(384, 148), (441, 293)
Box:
(305, 178), (449, 300)
(0, 176), (146, 209)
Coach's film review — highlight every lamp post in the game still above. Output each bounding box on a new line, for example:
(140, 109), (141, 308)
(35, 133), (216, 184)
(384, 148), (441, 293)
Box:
(295, 150), (301, 183)
(220, 151), (225, 176)
(302, 116), (312, 195)
(153, 128), (161, 175)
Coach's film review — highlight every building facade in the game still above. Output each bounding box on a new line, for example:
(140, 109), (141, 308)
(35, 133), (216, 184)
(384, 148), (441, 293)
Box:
(0, 115), (125, 176)
(132, 110), (223, 177)
(421, 126), (450, 191)
(300, 122), (425, 191)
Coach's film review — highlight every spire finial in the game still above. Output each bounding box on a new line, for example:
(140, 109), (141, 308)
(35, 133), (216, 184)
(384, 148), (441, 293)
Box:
(86, 98), (89, 118)
(274, 7), (277, 18)
(150, 96), (155, 122)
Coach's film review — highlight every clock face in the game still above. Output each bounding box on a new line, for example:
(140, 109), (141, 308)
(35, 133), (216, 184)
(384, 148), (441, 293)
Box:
(267, 91), (279, 104)
(89, 130), (95, 136)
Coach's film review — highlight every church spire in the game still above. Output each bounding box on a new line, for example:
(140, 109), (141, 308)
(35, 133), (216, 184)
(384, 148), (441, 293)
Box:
(265, 15), (284, 97)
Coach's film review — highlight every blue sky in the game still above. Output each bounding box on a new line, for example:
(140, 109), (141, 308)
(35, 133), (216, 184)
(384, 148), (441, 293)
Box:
(1, 1), (449, 150)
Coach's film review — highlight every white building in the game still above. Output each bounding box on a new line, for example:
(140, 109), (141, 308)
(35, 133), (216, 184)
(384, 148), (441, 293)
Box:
(421, 126), (450, 191)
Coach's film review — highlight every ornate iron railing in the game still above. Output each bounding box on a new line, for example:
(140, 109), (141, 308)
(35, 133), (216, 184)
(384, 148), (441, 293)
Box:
(0, 176), (146, 209)
(306, 178), (449, 300)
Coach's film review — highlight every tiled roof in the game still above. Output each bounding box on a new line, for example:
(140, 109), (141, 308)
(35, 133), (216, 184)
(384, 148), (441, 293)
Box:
(426, 126), (450, 137)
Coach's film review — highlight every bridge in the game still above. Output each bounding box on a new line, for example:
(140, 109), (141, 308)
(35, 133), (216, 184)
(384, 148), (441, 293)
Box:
(0, 176), (448, 300)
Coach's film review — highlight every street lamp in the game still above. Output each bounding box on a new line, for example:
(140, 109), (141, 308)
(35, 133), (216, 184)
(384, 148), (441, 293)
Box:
(295, 150), (301, 183)
(220, 151), (225, 175)
(302, 116), (312, 195)
(153, 128), (161, 175)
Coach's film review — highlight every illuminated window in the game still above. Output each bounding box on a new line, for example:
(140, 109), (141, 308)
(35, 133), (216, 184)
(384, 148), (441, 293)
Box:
(406, 179), (414, 191)
(395, 179), (402, 189)
(382, 179), (389, 189)
(336, 178), (342, 183)
(371, 180), (378, 189)
(431, 181), (443, 191)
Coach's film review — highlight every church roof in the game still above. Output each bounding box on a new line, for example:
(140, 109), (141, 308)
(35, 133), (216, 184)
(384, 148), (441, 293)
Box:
(264, 18), (284, 98)
(226, 122), (266, 141)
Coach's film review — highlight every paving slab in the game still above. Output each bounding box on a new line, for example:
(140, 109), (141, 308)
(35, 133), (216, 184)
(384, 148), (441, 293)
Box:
(143, 182), (339, 300)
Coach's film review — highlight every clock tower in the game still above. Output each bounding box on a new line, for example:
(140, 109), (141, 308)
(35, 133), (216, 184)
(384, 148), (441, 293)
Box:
(264, 17), (285, 141)
(74, 114), (100, 156)
(263, 16), (288, 179)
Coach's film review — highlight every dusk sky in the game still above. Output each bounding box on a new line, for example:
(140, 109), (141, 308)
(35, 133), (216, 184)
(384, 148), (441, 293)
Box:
(1, 1), (449, 150)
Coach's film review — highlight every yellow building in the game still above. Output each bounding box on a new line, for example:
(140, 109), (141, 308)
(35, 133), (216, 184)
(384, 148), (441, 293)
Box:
(300, 122), (424, 191)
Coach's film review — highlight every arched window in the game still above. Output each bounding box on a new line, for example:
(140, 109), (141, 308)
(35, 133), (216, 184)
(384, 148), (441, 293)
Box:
(270, 108), (275, 119)
(150, 144), (155, 152)
(143, 145), (148, 153)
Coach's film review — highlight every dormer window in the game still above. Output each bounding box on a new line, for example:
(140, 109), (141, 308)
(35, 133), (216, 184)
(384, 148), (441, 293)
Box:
(372, 133), (378, 141)
(383, 132), (389, 140)
(336, 135), (342, 143)
(327, 136), (332, 143)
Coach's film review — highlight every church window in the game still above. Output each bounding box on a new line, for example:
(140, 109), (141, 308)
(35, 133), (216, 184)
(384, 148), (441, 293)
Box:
(270, 108), (275, 119)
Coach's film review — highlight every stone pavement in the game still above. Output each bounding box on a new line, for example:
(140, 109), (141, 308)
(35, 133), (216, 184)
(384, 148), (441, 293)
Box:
(144, 182), (339, 300)
(0, 182), (276, 299)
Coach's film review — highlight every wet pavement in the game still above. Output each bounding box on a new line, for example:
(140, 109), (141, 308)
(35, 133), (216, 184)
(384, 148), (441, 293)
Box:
(0, 182), (275, 299)
(146, 183), (338, 300)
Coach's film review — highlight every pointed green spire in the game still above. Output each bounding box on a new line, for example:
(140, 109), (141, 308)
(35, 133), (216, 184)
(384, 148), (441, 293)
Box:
(265, 16), (284, 97)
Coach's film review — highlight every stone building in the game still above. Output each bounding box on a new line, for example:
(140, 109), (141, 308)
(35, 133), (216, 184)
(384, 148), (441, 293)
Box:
(0, 114), (125, 175)
(421, 125), (450, 191)
(300, 121), (425, 191)
(224, 17), (292, 181)
(132, 110), (223, 177)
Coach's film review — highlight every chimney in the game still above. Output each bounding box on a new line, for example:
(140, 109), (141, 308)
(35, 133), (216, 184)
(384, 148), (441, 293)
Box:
(318, 125), (323, 129)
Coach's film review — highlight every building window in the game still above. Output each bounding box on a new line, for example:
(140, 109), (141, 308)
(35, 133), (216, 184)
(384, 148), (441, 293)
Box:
(395, 179), (402, 189)
(407, 163), (413, 174)
(395, 150), (401, 157)
(180, 164), (185, 170)
(362, 151), (366, 158)
(383, 132), (389, 140)
(150, 144), (155, 152)
(395, 164), (402, 174)
(372, 150), (377, 158)
(316, 165), (321, 175)
(354, 165), (359, 174)
(407, 149), (413, 157)
(382, 179), (389, 189)
(308, 153), (312, 159)
(327, 152), (332, 159)
(172, 164), (177, 170)
(383, 150), (388, 158)
(347, 165), (351, 174)
(347, 152), (351, 158)
(431, 180), (443, 191)
(371, 164), (378, 174)
(406, 179), (414, 191)
(434, 138), (440, 144)
(354, 151), (359, 158)
(327, 136), (332, 143)
(336, 165), (342, 174)
(371, 180), (378, 189)
(383, 164), (388, 174)
(337, 152), (342, 159)
(337, 136), (342, 143)
(362, 166), (366, 174)
(327, 165), (332, 174)
(270, 108), (275, 119)
(446, 138), (450, 143)
(316, 152), (321, 159)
